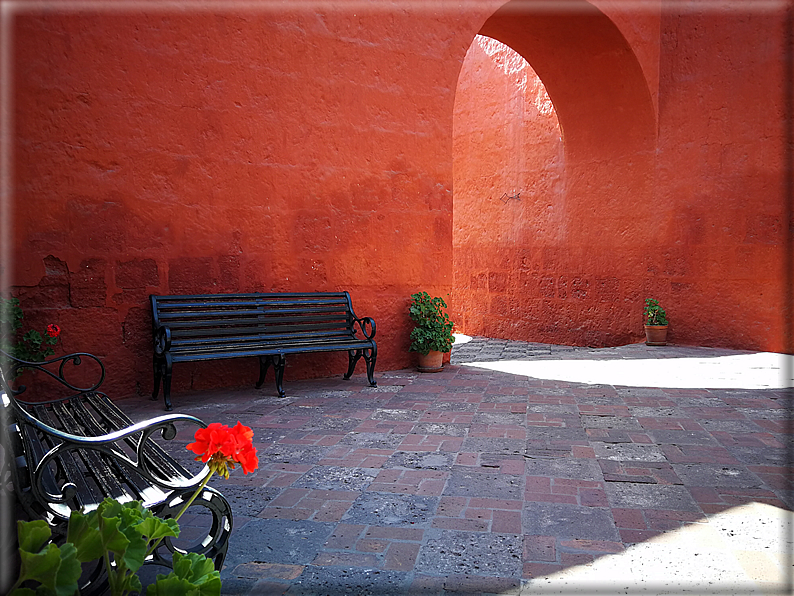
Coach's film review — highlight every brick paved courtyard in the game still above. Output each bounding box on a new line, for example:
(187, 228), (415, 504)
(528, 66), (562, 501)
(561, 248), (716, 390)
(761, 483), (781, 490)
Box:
(117, 338), (792, 595)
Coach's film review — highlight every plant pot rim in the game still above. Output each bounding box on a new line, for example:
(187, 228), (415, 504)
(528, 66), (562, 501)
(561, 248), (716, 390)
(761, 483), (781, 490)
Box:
(644, 324), (669, 329)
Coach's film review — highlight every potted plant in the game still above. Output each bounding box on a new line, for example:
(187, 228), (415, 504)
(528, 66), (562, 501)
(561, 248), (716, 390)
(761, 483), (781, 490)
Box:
(409, 292), (454, 372)
(643, 298), (669, 346)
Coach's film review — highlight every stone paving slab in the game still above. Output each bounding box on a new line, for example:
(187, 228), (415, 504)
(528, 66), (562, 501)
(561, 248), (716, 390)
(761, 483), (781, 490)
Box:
(415, 530), (524, 577)
(522, 503), (621, 541)
(342, 493), (439, 526)
(110, 337), (792, 595)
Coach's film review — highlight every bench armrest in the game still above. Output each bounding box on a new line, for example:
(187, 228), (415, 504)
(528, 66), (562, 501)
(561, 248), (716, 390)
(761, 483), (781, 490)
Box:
(7, 397), (210, 506)
(153, 325), (172, 355)
(352, 316), (376, 340)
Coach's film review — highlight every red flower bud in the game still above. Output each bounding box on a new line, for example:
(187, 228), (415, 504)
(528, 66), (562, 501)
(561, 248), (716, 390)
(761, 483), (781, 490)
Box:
(46, 324), (61, 338)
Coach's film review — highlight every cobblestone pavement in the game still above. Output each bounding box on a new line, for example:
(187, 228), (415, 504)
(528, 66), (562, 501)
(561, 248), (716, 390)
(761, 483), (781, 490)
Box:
(117, 338), (793, 595)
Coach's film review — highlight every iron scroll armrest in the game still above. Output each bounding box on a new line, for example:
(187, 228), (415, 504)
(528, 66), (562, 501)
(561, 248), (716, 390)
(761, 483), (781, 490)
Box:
(26, 411), (211, 506)
(153, 326), (172, 355)
(352, 316), (376, 340)
(15, 408), (205, 453)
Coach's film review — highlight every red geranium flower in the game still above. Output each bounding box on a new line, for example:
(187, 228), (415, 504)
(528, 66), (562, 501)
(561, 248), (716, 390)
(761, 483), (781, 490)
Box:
(46, 324), (61, 338)
(187, 421), (259, 478)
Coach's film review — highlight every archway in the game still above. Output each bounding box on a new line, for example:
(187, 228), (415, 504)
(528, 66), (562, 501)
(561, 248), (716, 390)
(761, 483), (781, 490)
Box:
(453, 0), (657, 347)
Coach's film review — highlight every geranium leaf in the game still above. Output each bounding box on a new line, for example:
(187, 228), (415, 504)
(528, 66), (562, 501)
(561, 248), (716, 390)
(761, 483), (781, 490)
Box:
(119, 572), (143, 595)
(116, 504), (148, 572)
(54, 543), (82, 596)
(16, 520), (51, 554)
(146, 552), (221, 596)
(137, 512), (180, 542)
(17, 543), (65, 592)
(8, 588), (37, 596)
(66, 510), (104, 562)
(95, 510), (131, 558)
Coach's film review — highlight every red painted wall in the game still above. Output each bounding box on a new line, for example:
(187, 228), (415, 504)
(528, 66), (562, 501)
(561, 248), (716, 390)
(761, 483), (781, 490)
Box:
(652, 7), (789, 351)
(7, 6), (488, 398)
(453, 36), (566, 339)
(452, 0), (790, 353)
(6, 1), (791, 403)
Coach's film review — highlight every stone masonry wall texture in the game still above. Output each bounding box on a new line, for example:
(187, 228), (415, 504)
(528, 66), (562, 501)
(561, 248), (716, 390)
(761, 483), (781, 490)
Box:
(6, 0), (791, 400)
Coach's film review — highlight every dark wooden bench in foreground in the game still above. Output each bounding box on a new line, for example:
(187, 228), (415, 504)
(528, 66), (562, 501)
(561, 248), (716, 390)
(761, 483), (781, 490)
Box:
(150, 291), (377, 410)
(0, 351), (233, 594)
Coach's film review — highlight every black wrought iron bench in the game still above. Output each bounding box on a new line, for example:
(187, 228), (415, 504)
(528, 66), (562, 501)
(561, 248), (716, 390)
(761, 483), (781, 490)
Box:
(150, 291), (377, 410)
(0, 351), (233, 594)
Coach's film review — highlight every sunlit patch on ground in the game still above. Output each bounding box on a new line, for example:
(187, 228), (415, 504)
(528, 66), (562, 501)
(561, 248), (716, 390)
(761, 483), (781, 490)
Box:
(523, 501), (793, 594)
(464, 351), (794, 390)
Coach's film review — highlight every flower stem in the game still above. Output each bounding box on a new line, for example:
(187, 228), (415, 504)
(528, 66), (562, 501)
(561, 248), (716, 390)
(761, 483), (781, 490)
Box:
(145, 469), (213, 560)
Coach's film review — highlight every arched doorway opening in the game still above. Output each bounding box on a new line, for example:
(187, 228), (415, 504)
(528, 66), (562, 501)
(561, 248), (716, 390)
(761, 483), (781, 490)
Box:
(452, 0), (657, 347)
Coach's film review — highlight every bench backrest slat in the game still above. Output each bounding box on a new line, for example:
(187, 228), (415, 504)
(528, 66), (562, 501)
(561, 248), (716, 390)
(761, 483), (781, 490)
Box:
(151, 292), (361, 347)
(163, 314), (350, 329)
(170, 327), (355, 344)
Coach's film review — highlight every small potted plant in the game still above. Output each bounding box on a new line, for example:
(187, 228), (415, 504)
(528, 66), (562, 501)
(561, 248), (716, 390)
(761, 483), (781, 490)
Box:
(409, 292), (454, 372)
(643, 298), (669, 346)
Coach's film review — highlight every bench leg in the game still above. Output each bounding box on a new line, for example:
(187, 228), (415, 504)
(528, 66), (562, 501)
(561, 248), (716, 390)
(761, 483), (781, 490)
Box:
(162, 354), (173, 411)
(273, 354), (286, 398)
(152, 356), (163, 400)
(344, 349), (363, 380)
(152, 355), (173, 410)
(256, 355), (271, 389)
(363, 344), (377, 387)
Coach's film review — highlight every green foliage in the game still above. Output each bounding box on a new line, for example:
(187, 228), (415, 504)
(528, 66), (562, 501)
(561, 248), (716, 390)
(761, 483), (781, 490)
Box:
(408, 292), (454, 355)
(147, 552), (222, 596)
(643, 298), (668, 326)
(1, 297), (60, 376)
(12, 520), (82, 596)
(10, 499), (220, 596)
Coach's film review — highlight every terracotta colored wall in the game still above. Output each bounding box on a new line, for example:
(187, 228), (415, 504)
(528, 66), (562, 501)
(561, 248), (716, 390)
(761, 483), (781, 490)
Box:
(653, 6), (789, 351)
(6, 1), (791, 405)
(452, 0), (790, 353)
(453, 37), (566, 339)
(7, 7), (488, 398)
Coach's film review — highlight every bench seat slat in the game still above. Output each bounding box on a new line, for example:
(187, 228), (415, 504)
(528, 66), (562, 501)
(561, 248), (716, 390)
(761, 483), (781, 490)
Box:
(22, 407), (81, 516)
(68, 396), (157, 503)
(52, 401), (132, 503)
(86, 393), (190, 485)
(31, 403), (113, 511)
(68, 395), (177, 503)
(171, 340), (372, 361)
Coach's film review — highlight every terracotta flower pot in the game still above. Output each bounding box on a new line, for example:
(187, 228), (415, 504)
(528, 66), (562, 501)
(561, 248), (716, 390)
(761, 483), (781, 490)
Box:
(644, 325), (669, 346)
(417, 350), (444, 372)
